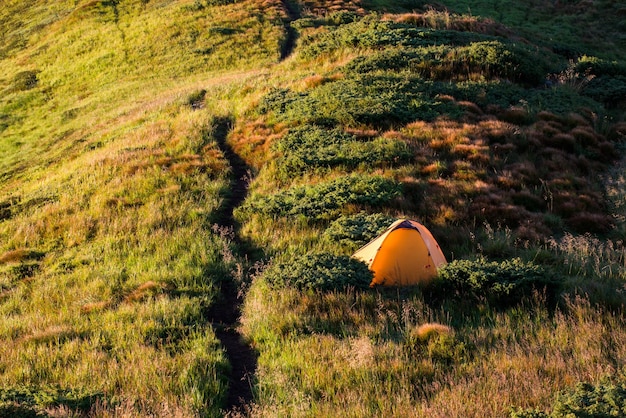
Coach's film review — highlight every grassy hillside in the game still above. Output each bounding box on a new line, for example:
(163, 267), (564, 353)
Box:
(1, 0), (625, 416)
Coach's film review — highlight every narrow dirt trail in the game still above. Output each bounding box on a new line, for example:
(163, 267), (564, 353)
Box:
(205, 3), (302, 409)
(280, 0), (301, 60)
(206, 117), (258, 415)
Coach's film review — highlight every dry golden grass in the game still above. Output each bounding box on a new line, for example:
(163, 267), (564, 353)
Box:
(229, 119), (289, 169)
(390, 9), (522, 41)
(243, 271), (626, 417)
(300, 73), (344, 90)
(80, 301), (111, 314)
(411, 323), (454, 341)
(19, 325), (78, 345)
(0, 249), (40, 264)
(125, 281), (166, 303)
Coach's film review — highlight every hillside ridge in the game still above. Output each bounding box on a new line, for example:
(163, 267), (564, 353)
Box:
(0, 0), (624, 416)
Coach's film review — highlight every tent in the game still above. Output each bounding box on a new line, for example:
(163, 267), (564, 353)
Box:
(352, 219), (447, 287)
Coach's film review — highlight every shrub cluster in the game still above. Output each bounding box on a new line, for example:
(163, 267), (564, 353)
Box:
(262, 253), (373, 290)
(255, 8), (622, 241)
(431, 258), (558, 307)
(238, 175), (402, 221)
(346, 41), (555, 85)
(0, 386), (102, 416)
(273, 125), (412, 175)
(292, 11), (360, 29)
(323, 212), (395, 250)
(574, 55), (626, 78)
(582, 76), (626, 107)
(299, 16), (494, 58)
(184, 0), (237, 9)
(511, 380), (626, 417)
(259, 75), (461, 127)
(10, 70), (39, 92)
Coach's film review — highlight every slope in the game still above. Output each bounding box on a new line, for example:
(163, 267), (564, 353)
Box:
(1, 0), (625, 417)
(0, 0), (285, 416)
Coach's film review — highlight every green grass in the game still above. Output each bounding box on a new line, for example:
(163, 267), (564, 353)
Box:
(0, 0), (287, 415)
(1, 0), (626, 416)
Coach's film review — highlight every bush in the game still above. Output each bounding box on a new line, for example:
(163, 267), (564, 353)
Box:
(552, 381), (626, 417)
(453, 41), (554, 85)
(259, 75), (461, 127)
(345, 48), (430, 74)
(273, 125), (412, 175)
(452, 80), (526, 108)
(299, 16), (494, 58)
(273, 125), (357, 153)
(325, 11), (360, 26)
(257, 88), (306, 115)
(184, 0), (237, 8)
(263, 253), (373, 290)
(237, 175), (402, 221)
(0, 403), (42, 418)
(186, 89), (206, 109)
(526, 86), (603, 116)
(0, 386), (103, 415)
(11, 70), (38, 92)
(432, 258), (558, 307)
(346, 41), (557, 86)
(582, 75), (626, 107)
(574, 55), (626, 78)
(324, 212), (395, 250)
(511, 379), (626, 417)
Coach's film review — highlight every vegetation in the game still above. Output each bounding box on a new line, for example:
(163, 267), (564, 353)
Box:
(262, 254), (373, 290)
(1, 0), (625, 416)
(432, 258), (559, 307)
(323, 212), (396, 250)
(269, 125), (412, 179)
(237, 174), (402, 221)
(512, 378), (626, 417)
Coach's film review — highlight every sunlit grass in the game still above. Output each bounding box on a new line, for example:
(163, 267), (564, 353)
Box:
(2, 0), (625, 415)
(242, 275), (625, 417)
(0, 0), (289, 414)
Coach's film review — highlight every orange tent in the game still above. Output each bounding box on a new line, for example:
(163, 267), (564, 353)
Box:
(352, 219), (447, 287)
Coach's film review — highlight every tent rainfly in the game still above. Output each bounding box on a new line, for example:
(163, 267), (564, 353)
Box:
(352, 219), (447, 287)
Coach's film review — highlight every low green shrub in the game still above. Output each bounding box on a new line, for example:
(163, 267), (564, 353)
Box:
(186, 89), (207, 109)
(259, 75), (461, 127)
(262, 253), (373, 290)
(0, 403), (42, 418)
(453, 80), (526, 108)
(510, 409), (549, 418)
(574, 55), (626, 78)
(273, 125), (356, 153)
(345, 48), (431, 74)
(299, 16), (494, 58)
(0, 386), (103, 415)
(184, 0), (237, 9)
(257, 88), (305, 116)
(291, 12), (358, 30)
(11, 70), (39, 92)
(323, 212), (395, 250)
(453, 41), (554, 85)
(526, 86), (603, 116)
(325, 11), (360, 26)
(511, 379), (626, 417)
(346, 41), (557, 85)
(238, 175), (402, 221)
(432, 258), (558, 307)
(582, 75), (626, 107)
(552, 381), (626, 417)
(273, 125), (412, 175)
